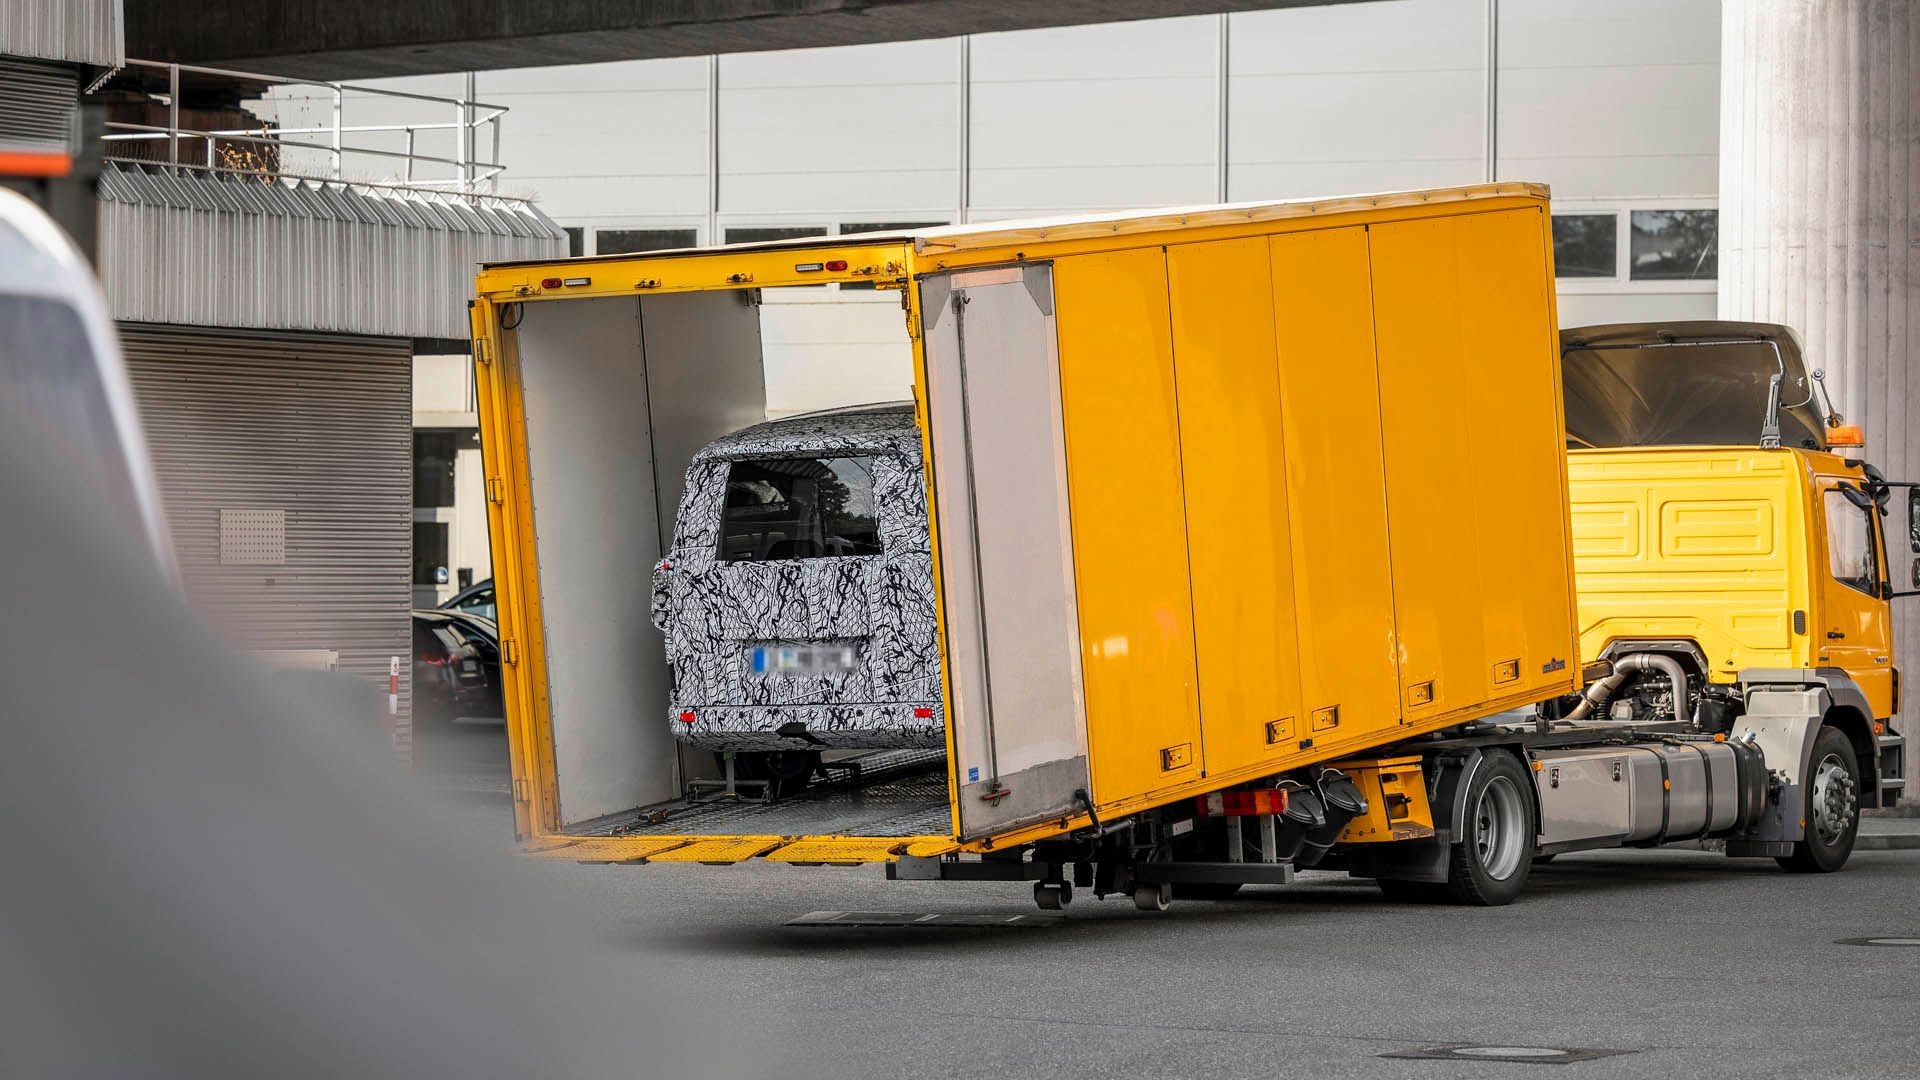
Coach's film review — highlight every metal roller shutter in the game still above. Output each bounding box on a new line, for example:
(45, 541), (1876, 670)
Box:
(118, 323), (415, 761)
(0, 56), (78, 157)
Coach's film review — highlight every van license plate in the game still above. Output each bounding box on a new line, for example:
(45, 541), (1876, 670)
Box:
(750, 645), (856, 673)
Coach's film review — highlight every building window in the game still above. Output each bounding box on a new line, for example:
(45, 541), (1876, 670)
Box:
(414, 521), (450, 586)
(724, 226), (827, 245)
(837, 221), (946, 237)
(413, 431), (459, 508)
(719, 456), (880, 561)
(563, 227), (584, 257)
(1631, 209), (1718, 281)
(1551, 214), (1617, 279)
(596, 227), (697, 255)
(1824, 489), (1880, 597)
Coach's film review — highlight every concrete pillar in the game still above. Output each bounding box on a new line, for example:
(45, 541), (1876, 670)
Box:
(1720, 0), (1919, 790)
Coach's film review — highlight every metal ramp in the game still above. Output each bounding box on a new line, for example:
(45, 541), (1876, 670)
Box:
(565, 750), (953, 843)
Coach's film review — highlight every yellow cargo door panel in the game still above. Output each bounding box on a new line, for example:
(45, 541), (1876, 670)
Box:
(1053, 248), (1206, 805)
(1166, 236), (1308, 776)
(1268, 227), (1402, 749)
(1369, 209), (1576, 716)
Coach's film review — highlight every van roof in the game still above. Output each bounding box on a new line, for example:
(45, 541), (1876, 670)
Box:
(693, 401), (916, 463)
(484, 182), (1547, 270)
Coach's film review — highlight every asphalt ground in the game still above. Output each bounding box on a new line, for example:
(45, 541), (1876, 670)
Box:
(420, 725), (1920, 1079)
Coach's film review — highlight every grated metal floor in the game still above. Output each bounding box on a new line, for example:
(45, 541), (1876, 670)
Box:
(566, 750), (953, 839)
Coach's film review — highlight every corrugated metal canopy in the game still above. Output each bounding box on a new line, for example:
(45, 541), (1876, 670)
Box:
(99, 162), (565, 340)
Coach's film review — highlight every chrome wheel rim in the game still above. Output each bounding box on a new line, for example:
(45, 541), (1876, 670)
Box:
(1474, 774), (1527, 880)
(1810, 752), (1857, 845)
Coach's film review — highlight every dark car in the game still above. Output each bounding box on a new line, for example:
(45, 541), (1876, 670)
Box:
(412, 609), (502, 724)
(440, 578), (495, 621)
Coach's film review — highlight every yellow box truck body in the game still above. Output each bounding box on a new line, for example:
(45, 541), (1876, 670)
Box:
(468, 183), (1578, 866)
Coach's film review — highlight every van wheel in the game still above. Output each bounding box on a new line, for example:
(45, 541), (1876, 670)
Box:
(1442, 750), (1535, 905)
(1777, 726), (1859, 874)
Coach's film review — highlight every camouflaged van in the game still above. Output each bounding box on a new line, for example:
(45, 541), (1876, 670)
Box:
(650, 403), (944, 775)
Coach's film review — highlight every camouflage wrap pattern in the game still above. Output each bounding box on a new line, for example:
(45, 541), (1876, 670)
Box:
(653, 403), (945, 751)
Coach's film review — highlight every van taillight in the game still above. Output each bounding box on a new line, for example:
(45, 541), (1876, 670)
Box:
(679, 710), (697, 724)
(912, 707), (933, 718)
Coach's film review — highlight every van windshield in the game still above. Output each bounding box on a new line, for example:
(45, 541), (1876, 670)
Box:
(720, 456), (880, 560)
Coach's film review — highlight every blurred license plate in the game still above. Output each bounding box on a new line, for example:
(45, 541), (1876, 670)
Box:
(750, 645), (856, 674)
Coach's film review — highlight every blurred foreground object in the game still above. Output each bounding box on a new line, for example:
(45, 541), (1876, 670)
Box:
(0, 193), (742, 1079)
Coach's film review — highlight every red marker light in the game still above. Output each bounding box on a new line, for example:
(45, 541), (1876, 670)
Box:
(825, 259), (849, 271)
(679, 710), (697, 724)
(912, 706), (933, 718)
(539, 277), (562, 289)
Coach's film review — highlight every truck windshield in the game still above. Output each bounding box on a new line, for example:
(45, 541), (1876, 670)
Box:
(719, 456), (880, 560)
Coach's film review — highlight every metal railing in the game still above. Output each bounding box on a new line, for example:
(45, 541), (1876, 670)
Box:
(99, 59), (507, 192)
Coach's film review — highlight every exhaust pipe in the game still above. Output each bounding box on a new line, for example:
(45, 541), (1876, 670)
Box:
(1562, 652), (1689, 723)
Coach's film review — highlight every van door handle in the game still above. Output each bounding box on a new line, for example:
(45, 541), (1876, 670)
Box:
(1827, 631), (1846, 639)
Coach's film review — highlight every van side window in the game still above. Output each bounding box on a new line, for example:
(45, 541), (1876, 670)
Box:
(720, 456), (880, 560)
(1823, 488), (1879, 595)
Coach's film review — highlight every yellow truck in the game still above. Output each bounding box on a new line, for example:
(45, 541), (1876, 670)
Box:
(467, 183), (1906, 910)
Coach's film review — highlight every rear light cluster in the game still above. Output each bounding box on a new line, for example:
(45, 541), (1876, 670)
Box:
(539, 277), (592, 289)
(679, 710), (697, 725)
(1195, 788), (1289, 817)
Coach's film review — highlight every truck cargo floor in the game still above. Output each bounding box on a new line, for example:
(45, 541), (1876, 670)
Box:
(564, 750), (952, 839)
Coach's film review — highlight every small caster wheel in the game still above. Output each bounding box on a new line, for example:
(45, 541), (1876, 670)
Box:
(1132, 881), (1172, 912)
(1034, 881), (1072, 910)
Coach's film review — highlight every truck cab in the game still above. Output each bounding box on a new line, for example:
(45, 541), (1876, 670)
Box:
(1561, 321), (1908, 865)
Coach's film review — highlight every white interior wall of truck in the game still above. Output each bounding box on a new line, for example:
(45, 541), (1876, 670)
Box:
(354, 0), (1719, 417)
(510, 293), (766, 825)
(920, 268), (1091, 838)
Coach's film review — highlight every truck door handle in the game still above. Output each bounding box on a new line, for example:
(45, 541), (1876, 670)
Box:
(1827, 631), (1846, 639)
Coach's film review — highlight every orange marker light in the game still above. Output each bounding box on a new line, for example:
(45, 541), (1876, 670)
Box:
(1827, 424), (1866, 448)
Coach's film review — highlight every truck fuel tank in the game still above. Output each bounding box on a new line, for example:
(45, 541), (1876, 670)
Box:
(1532, 740), (1766, 851)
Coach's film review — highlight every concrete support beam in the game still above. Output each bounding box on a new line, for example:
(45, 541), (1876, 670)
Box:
(128, 0), (1352, 81)
(1719, 0), (1918, 781)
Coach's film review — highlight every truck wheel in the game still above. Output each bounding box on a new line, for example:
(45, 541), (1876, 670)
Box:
(1034, 881), (1072, 910)
(1132, 882), (1173, 912)
(1777, 726), (1860, 874)
(1442, 750), (1535, 906)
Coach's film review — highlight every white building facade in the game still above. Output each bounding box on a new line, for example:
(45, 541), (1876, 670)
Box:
(393, 0), (1725, 596)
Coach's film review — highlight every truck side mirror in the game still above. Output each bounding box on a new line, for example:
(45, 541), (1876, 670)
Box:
(1909, 489), (1920, 553)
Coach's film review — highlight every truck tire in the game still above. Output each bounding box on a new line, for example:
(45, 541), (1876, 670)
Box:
(1776, 725), (1860, 874)
(1441, 750), (1535, 906)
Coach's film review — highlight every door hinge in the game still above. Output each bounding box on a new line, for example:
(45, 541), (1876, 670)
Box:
(486, 477), (505, 504)
(502, 638), (519, 664)
(473, 338), (490, 365)
(513, 777), (530, 804)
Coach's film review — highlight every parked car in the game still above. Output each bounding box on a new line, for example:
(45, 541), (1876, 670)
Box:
(650, 402), (943, 779)
(441, 578), (495, 620)
(412, 609), (502, 725)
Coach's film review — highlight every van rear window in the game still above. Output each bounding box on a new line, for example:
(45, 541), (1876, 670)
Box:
(720, 456), (880, 560)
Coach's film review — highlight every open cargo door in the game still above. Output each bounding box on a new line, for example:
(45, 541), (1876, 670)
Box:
(919, 265), (1091, 838)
